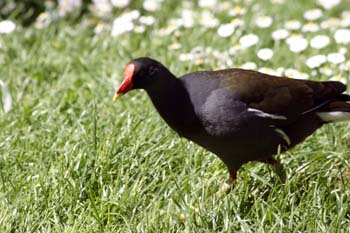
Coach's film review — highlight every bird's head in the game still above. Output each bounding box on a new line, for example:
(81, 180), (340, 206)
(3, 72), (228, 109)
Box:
(113, 57), (164, 101)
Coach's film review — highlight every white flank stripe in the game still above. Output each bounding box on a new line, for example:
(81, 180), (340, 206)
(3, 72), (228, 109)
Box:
(248, 108), (287, 120)
(317, 111), (350, 122)
(274, 128), (291, 146)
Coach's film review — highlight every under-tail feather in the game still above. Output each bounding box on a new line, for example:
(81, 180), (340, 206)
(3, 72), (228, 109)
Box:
(316, 94), (350, 122)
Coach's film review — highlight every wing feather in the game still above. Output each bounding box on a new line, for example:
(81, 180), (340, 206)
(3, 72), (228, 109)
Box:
(217, 69), (346, 122)
(197, 69), (346, 136)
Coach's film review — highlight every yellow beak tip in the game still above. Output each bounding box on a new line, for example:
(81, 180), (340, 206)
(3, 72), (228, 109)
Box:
(113, 93), (122, 102)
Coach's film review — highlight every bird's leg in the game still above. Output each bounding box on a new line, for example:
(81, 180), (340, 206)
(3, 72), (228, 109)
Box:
(264, 158), (277, 165)
(215, 168), (237, 197)
(263, 158), (286, 183)
(228, 168), (237, 184)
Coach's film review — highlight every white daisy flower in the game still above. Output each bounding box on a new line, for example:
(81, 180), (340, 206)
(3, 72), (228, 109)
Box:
(198, 0), (217, 8)
(205, 47), (213, 53)
(284, 68), (299, 78)
(330, 75), (347, 84)
(212, 49), (222, 58)
(255, 16), (273, 28)
(310, 35), (330, 49)
(34, 12), (52, 29)
(285, 20), (301, 30)
(194, 59), (205, 65)
(217, 23), (235, 37)
(340, 17), (350, 27)
(218, 2), (232, 11)
(306, 55), (327, 68)
(200, 11), (219, 28)
(168, 43), (181, 50)
(172, 19), (184, 28)
(124, 10), (140, 20)
(191, 46), (206, 58)
(0, 20), (16, 34)
(340, 14), (350, 27)
(304, 8), (323, 21)
(342, 11), (350, 18)
(317, 0), (341, 10)
(111, 19), (134, 36)
(179, 53), (194, 61)
(174, 30), (183, 37)
(285, 69), (309, 79)
(339, 61), (350, 71)
(94, 23), (110, 34)
(157, 24), (177, 36)
(134, 25), (146, 33)
(239, 34), (259, 49)
(320, 66), (333, 76)
(286, 35), (308, 53)
(111, 0), (130, 8)
(228, 45), (241, 55)
(181, 10), (195, 28)
(299, 73), (310, 80)
(225, 58), (233, 67)
(139, 16), (155, 26)
(327, 53), (345, 64)
(240, 62), (257, 70)
(320, 18), (340, 29)
(171, 19), (184, 29)
(272, 29), (289, 40)
(143, 0), (161, 12)
(302, 22), (320, 32)
(231, 18), (244, 28)
(339, 47), (347, 55)
(92, 0), (112, 15)
(276, 67), (285, 76)
(111, 10), (140, 36)
(334, 29), (350, 44)
(228, 6), (246, 16)
(259, 67), (278, 76)
(58, 0), (82, 16)
(311, 70), (318, 76)
(257, 48), (274, 61)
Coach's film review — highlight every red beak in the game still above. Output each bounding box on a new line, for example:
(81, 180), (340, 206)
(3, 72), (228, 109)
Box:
(113, 63), (135, 101)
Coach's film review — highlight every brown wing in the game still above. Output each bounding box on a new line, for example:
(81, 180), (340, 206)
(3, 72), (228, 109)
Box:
(217, 69), (346, 122)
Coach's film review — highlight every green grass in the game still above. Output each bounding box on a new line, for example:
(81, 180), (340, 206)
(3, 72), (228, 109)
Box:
(1, 1), (350, 232)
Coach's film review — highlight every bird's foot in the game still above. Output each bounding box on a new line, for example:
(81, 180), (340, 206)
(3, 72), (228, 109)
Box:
(215, 169), (236, 197)
(265, 158), (286, 183)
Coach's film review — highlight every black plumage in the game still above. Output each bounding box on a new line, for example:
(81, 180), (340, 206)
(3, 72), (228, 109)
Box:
(114, 57), (350, 182)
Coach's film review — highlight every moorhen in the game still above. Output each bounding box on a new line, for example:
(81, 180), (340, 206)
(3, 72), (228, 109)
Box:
(114, 57), (350, 184)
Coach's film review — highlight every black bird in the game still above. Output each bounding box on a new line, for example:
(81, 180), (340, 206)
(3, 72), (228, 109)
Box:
(114, 57), (350, 183)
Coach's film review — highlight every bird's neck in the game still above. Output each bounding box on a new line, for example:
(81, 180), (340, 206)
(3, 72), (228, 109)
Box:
(145, 72), (201, 137)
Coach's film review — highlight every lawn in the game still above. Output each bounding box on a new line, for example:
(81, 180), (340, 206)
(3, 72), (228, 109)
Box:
(1, 0), (350, 232)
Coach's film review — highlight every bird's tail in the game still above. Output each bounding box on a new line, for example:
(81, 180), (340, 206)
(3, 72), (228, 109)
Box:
(316, 94), (350, 122)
